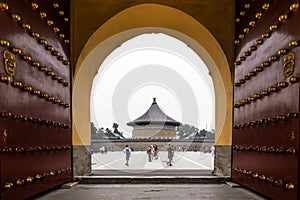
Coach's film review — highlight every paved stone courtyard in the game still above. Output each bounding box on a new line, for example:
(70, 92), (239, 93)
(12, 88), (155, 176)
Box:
(92, 151), (214, 171)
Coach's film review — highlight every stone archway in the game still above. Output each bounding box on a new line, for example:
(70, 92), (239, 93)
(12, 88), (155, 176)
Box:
(72, 4), (232, 176)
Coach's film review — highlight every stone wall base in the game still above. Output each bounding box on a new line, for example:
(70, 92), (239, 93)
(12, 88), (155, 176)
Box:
(72, 144), (232, 177)
(213, 145), (231, 177)
(73, 145), (91, 177)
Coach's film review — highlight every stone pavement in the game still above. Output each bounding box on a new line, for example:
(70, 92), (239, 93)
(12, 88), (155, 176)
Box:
(30, 151), (269, 199)
(92, 151), (213, 170)
(32, 184), (269, 200)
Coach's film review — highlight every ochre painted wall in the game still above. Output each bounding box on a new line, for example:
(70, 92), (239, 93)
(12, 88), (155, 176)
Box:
(71, 2), (234, 146)
(71, 0), (234, 69)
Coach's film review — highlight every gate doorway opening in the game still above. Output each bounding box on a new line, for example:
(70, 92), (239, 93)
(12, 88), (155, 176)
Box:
(72, 4), (232, 177)
(90, 33), (215, 174)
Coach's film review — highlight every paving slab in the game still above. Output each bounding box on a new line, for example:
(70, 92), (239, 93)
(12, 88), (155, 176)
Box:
(32, 184), (269, 200)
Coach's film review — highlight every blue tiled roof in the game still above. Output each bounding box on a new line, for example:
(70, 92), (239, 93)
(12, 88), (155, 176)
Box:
(127, 98), (181, 126)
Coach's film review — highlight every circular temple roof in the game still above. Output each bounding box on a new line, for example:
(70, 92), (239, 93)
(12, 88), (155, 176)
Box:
(127, 98), (181, 126)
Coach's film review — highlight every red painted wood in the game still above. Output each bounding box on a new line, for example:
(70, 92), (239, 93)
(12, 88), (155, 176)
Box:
(0, 0), (71, 199)
(233, 1), (300, 199)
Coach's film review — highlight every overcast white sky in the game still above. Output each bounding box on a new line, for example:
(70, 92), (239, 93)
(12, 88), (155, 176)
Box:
(90, 33), (215, 138)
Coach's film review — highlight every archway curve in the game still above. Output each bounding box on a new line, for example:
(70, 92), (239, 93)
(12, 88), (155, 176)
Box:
(73, 3), (232, 149)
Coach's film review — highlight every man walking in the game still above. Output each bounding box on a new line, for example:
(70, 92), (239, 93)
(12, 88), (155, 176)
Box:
(153, 144), (159, 159)
(147, 145), (153, 162)
(123, 145), (131, 166)
(167, 143), (174, 166)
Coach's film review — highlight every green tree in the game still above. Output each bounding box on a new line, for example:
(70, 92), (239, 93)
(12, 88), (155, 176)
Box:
(97, 127), (106, 139)
(199, 129), (207, 137)
(112, 123), (125, 138)
(112, 123), (119, 133)
(91, 122), (100, 139)
(104, 128), (112, 136)
(198, 129), (215, 140)
(176, 124), (199, 139)
(205, 129), (215, 140)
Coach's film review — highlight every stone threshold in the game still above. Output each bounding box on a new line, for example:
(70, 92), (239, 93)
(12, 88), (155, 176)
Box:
(91, 169), (214, 176)
(74, 175), (230, 184)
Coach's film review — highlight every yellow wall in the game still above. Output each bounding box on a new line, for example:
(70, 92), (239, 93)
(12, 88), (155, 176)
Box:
(72, 4), (233, 146)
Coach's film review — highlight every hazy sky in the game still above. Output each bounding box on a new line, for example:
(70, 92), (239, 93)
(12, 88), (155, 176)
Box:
(91, 33), (215, 137)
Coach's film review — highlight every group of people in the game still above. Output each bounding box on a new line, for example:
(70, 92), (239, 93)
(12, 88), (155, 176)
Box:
(146, 144), (159, 162)
(123, 143), (174, 166)
(99, 146), (108, 154)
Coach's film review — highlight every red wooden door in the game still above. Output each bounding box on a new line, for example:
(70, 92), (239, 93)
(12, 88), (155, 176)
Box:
(233, 1), (300, 199)
(0, 1), (71, 199)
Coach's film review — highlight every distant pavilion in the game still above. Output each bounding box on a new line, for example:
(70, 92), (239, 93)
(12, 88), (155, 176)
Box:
(127, 97), (181, 139)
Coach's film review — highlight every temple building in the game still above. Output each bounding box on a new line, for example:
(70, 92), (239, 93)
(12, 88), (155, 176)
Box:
(127, 98), (181, 139)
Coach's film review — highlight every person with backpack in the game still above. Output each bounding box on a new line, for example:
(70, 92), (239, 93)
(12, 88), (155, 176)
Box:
(123, 145), (131, 166)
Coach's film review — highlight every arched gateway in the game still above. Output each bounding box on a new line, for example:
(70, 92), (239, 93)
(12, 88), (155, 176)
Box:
(72, 3), (232, 178)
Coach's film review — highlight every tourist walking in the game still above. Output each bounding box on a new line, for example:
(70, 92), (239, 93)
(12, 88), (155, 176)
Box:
(210, 145), (215, 156)
(167, 143), (174, 166)
(123, 145), (131, 166)
(147, 145), (153, 162)
(153, 144), (159, 159)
